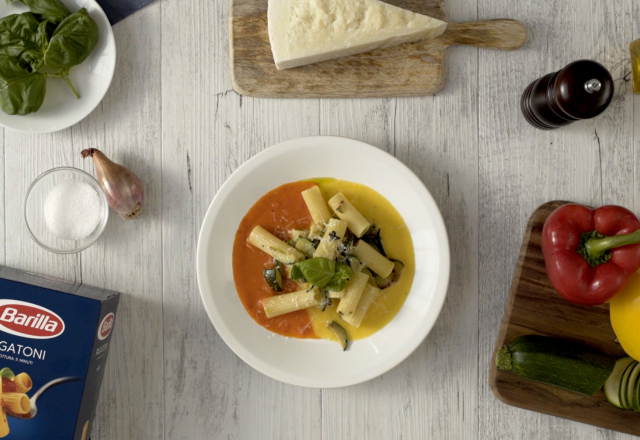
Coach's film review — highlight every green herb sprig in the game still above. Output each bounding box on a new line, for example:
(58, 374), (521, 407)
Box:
(291, 257), (354, 292)
(0, 0), (99, 115)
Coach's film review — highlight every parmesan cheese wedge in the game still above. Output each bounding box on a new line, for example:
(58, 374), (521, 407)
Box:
(268, 0), (448, 70)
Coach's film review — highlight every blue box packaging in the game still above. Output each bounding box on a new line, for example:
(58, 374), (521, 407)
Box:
(0, 266), (120, 440)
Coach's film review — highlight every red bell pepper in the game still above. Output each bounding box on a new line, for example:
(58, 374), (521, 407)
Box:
(541, 204), (640, 306)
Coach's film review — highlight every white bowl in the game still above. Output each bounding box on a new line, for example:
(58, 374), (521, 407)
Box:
(0, 0), (116, 133)
(197, 136), (450, 388)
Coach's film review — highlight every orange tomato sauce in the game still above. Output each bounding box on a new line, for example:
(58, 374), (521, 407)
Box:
(232, 181), (318, 338)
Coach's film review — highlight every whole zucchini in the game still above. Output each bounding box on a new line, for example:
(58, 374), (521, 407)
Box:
(496, 335), (616, 396)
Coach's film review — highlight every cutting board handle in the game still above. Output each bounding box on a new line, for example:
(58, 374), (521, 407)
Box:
(440, 19), (526, 50)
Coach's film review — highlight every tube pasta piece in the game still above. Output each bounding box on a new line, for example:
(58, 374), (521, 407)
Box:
(13, 373), (32, 393)
(336, 272), (369, 318)
(308, 223), (325, 241)
(328, 193), (371, 238)
(262, 287), (320, 318)
(290, 229), (309, 242)
(353, 241), (394, 278)
(313, 219), (348, 259)
(301, 186), (332, 225)
(341, 284), (380, 328)
(248, 226), (304, 264)
(3, 393), (30, 415)
(0, 408), (8, 437)
(328, 290), (344, 299)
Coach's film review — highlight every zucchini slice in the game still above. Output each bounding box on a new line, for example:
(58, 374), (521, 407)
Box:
(495, 335), (616, 397)
(625, 362), (640, 410)
(319, 289), (331, 312)
(295, 238), (316, 258)
(634, 368), (640, 412)
(263, 267), (283, 292)
(375, 260), (405, 289)
(605, 357), (635, 408)
(619, 360), (638, 409)
(348, 255), (363, 273)
(327, 321), (348, 351)
(360, 268), (377, 287)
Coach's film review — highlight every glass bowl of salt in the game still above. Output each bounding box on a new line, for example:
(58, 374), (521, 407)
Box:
(24, 167), (109, 253)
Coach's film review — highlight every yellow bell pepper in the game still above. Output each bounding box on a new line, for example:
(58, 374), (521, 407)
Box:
(610, 271), (640, 361)
(632, 39), (640, 94)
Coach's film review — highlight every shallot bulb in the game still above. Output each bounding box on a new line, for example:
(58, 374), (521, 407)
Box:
(81, 148), (143, 220)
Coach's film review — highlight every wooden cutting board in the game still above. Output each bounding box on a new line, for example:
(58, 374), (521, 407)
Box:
(489, 201), (640, 437)
(229, 0), (526, 98)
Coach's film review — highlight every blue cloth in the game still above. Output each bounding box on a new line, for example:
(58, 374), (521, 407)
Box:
(96, 0), (154, 24)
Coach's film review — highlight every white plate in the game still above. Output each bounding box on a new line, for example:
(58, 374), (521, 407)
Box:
(0, 0), (116, 133)
(197, 136), (450, 388)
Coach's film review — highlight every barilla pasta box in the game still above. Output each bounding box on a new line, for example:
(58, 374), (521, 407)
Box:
(0, 266), (120, 440)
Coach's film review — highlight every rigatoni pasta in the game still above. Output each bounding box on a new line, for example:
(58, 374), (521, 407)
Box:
(336, 272), (369, 317)
(302, 186), (332, 225)
(313, 219), (347, 259)
(2, 393), (30, 415)
(262, 288), (321, 318)
(341, 284), (381, 328)
(328, 193), (371, 238)
(0, 368), (34, 437)
(13, 373), (32, 394)
(0, 409), (8, 437)
(352, 240), (394, 278)
(248, 226), (304, 264)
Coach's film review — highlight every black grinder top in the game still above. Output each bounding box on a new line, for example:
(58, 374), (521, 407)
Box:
(521, 60), (614, 130)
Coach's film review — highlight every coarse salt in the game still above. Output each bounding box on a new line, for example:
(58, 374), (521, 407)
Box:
(44, 180), (103, 241)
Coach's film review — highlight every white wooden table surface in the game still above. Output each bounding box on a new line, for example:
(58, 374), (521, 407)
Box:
(0, 0), (638, 438)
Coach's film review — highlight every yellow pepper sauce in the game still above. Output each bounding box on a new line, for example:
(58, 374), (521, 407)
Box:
(232, 179), (415, 342)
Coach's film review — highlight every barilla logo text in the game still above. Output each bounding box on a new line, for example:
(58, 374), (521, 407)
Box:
(98, 313), (115, 340)
(0, 300), (65, 339)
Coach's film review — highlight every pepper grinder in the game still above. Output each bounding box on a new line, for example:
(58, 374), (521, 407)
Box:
(521, 60), (614, 130)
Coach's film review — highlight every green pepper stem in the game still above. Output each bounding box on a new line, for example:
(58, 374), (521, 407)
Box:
(584, 230), (640, 259)
(63, 77), (80, 99)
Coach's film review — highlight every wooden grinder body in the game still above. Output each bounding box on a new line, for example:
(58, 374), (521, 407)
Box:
(521, 60), (614, 130)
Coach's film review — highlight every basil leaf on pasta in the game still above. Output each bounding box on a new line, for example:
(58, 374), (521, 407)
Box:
(293, 257), (335, 288)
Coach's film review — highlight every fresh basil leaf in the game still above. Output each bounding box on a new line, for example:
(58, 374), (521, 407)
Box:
(44, 8), (98, 70)
(290, 264), (304, 281)
(0, 367), (14, 379)
(0, 56), (46, 114)
(0, 12), (46, 70)
(35, 18), (48, 47)
(293, 257), (336, 288)
(324, 263), (354, 292)
(22, 19), (49, 70)
(13, 0), (71, 25)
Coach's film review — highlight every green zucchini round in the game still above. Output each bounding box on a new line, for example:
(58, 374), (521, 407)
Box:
(496, 335), (616, 397)
(604, 357), (635, 408)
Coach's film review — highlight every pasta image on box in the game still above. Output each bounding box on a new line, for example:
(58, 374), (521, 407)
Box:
(0, 266), (120, 439)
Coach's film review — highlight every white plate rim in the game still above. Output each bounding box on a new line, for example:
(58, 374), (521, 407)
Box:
(197, 136), (451, 388)
(0, 0), (116, 134)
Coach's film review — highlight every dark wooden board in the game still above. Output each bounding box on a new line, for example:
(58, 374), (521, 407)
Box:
(489, 201), (640, 437)
(229, 0), (526, 98)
